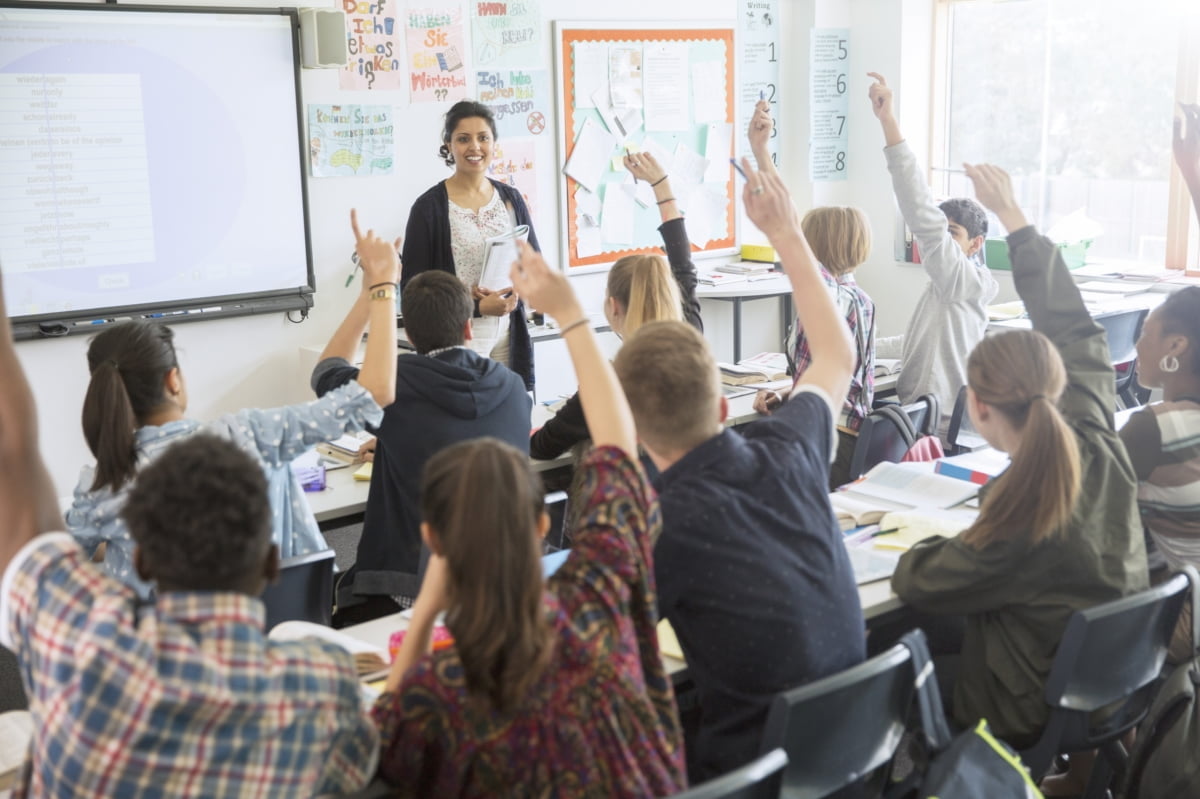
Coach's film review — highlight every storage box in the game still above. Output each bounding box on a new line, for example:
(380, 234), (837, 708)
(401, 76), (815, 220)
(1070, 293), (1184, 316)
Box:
(984, 237), (1091, 271)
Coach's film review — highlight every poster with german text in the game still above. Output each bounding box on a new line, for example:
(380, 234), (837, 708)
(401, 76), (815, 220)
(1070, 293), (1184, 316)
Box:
(470, 0), (540, 69)
(340, 0), (404, 91)
(406, 5), (469, 103)
(476, 68), (550, 139)
(487, 137), (539, 228)
(308, 105), (394, 177)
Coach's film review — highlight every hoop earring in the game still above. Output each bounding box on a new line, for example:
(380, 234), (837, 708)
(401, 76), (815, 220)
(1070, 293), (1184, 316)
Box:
(1161, 354), (1180, 374)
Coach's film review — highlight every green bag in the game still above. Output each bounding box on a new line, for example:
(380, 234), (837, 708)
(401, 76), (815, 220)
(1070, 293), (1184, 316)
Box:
(899, 631), (1044, 799)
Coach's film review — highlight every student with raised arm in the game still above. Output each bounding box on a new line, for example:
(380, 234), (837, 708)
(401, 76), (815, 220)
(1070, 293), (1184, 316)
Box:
(1175, 102), (1200, 228)
(614, 159), (865, 780)
(65, 211), (398, 598)
(0, 267), (378, 797)
(368, 241), (686, 798)
(530, 150), (702, 461)
(749, 99), (877, 487)
(868, 72), (998, 433)
(890, 163), (1147, 751)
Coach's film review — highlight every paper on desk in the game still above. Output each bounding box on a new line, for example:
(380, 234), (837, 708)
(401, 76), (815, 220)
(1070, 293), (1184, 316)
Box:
(692, 61), (726, 123)
(644, 43), (689, 130)
(703, 122), (733, 182)
(601, 183), (636, 245)
(873, 508), (977, 551)
(269, 620), (386, 655)
(573, 42), (608, 109)
(564, 117), (615, 193)
(844, 461), (979, 510)
(609, 45), (643, 109)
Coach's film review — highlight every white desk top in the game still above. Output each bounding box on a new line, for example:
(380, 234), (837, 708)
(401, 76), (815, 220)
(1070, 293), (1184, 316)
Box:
(695, 273), (792, 299)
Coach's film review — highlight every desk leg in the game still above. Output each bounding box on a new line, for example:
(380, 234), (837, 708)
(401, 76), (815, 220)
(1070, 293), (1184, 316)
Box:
(732, 298), (742, 363)
(779, 294), (791, 351)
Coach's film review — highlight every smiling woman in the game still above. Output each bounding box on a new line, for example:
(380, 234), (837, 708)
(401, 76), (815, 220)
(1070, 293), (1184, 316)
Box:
(400, 100), (542, 390)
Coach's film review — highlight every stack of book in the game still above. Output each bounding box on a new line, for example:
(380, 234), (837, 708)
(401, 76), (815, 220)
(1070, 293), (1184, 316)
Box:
(714, 261), (776, 276)
(718, 352), (790, 385)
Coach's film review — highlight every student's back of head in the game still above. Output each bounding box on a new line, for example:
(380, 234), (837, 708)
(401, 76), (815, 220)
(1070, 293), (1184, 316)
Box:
(963, 329), (1080, 548)
(402, 271), (473, 354)
(801, 206), (872, 276)
(606, 254), (683, 337)
(122, 433), (275, 594)
(613, 321), (721, 457)
(82, 321), (179, 493)
(421, 437), (551, 712)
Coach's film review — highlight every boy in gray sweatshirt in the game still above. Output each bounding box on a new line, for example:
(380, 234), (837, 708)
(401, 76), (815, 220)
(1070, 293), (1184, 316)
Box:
(868, 73), (998, 433)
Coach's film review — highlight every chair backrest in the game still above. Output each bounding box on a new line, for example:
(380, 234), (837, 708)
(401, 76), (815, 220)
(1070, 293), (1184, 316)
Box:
(848, 405), (916, 481)
(1097, 308), (1149, 367)
(670, 749), (788, 799)
(260, 548), (335, 630)
(1045, 572), (1190, 713)
(900, 393), (940, 438)
(758, 644), (915, 798)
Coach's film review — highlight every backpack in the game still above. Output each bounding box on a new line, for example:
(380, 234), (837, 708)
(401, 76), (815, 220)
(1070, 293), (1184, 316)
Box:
(1122, 569), (1200, 799)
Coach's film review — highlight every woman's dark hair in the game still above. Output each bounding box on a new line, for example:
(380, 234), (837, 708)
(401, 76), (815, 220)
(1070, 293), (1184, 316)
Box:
(82, 321), (178, 493)
(1156, 286), (1200, 375)
(420, 437), (551, 713)
(438, 100), (497, 167)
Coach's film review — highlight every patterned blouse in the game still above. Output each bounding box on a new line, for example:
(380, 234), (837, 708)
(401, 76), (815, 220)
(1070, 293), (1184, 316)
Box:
(64, 381), (382, 597)
(370, 446), (687, 798)
(448, 188), (511, 357)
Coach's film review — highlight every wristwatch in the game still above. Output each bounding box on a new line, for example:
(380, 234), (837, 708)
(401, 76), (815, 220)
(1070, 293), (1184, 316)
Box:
(369, 286), (396, 301)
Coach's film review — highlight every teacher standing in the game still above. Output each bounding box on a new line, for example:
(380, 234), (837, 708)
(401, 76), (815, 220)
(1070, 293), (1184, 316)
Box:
(401, 100), (539, 391)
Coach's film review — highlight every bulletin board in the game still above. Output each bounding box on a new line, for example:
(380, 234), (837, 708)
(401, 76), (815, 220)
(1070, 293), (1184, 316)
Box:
(554, 21), (738, 272)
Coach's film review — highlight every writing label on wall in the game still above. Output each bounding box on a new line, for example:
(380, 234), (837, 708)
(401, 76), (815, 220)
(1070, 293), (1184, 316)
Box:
(340, 0), (404, 91)
(476, 68), (550, 139)
(471, 0), (540, 69)
(737, 0), (779, 169)
(809, 28), (850, 181)
(407, 5), (469, 103)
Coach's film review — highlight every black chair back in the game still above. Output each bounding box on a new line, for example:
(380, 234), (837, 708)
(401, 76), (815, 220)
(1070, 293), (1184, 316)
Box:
(758, 643), (915, 798)
(260, 548), (335, 630)
(1019, 569), (1193, 785)
(670, 749), (788, 799)
(847, 405), (916, 481)
(1098, 308), (1149, 409)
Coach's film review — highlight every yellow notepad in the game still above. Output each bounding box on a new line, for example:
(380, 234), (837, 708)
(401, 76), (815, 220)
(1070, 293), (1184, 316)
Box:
(353, 462), (373, 481)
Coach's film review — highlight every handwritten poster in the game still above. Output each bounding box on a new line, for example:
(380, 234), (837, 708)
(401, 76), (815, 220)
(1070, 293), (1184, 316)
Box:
(736, 0), (779, 167)
(809, 28), (850, 181)
(406, 5), (469, 103)
(487, 137), (539, 226)
(477, 68), (550, 139)
(340, 0), (404, 91)
(308, 104), (395, 177)
(471, 0), (540, 69)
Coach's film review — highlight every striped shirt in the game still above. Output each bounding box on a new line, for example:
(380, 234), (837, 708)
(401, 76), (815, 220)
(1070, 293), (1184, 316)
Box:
(1120, 399), (1200, 569)
(1, 534), (379, 798)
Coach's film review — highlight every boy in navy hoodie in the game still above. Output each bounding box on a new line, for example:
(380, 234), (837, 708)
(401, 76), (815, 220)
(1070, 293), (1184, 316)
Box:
(313, 269), (531, 624)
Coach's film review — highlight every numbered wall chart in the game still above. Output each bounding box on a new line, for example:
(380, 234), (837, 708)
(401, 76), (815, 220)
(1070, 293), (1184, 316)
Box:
(809, 28), (849, 181)
(736, 0), (779, 168)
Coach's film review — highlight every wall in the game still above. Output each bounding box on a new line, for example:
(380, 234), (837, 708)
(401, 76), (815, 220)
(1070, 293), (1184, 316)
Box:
(15, 0), (1019, 496)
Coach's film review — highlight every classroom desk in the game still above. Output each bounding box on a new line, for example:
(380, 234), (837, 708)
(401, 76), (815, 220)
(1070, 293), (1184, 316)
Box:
(697, 275), (792, 363)
(987, 290), (1166, 333)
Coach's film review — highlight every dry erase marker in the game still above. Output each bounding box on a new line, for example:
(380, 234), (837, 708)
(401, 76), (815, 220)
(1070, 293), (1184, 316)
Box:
(730, 158), (748, 181)
(759, 89), (765, 101)
(627, 148), (636, 184)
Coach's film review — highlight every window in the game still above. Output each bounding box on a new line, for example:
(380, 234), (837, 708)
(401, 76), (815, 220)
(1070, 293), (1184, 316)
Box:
(932, 0), (1199, 270)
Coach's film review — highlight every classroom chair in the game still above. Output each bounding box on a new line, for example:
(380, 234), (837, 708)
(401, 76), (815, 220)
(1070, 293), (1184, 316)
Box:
(945, 385), (987, 455)
(260, 548), (336, 630)
(757, 636), (920, 798)
(543, 490), (569, 552)
(1017, 567), (1194, 798)
(1097, 308), (1148, 410)
(847, 395), (939, 480)
(669, 749), (788, 799)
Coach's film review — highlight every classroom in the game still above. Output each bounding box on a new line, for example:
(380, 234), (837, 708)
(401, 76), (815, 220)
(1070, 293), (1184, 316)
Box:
(1, 0), (1199, 796)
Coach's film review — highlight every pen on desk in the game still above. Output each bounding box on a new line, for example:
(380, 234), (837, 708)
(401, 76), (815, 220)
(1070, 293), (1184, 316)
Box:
(730, 157), (748, 181)
(871, 527), (901, 537)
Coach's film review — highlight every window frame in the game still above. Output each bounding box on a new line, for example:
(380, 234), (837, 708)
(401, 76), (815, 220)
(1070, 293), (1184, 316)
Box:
(929, 0), (1200, 274)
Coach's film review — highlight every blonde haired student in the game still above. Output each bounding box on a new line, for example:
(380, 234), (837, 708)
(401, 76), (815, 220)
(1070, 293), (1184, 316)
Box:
(369, 240), (686, 797)
(890, 164), (1148, 748)
(529, 151), (702, 461)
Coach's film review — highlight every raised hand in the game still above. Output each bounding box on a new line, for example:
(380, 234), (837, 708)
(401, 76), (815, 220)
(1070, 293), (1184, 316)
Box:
(867, 72), (894, 121)
(748, 99), (774, 155)
(509, 241), (582, 327)
(623, 150), (667, 185)
(1174, 103), (1200, 187)
(962, 163), (1028, 234)
(740, 157), (800, 242)
(350, 208), (401, 288)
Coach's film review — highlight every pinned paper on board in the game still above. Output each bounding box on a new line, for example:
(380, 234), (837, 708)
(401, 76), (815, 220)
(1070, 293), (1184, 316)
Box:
(608, 46), (643, 109)
(703, 122), (733, 183)
(487, 137), (539, 225)
(643, 43), (689, 131)
(621, 174), (656, 208)
(692, 62), (726, 123)
(563, 116), (615, 193)
(600, 183), (636, 244)
(573, 41), (608, 109)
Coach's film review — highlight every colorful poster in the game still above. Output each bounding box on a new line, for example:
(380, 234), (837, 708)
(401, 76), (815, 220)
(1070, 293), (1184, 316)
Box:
(308, 105), (395, 177)
(809, 28), (850, 181)
(406, 5), (469, 103)
(477, 68), (550, 139)
(340, 0), (404, 91)
(470, 0), (540, 69)
(487, 137), (539, 226)
(736, 0), (780, 167)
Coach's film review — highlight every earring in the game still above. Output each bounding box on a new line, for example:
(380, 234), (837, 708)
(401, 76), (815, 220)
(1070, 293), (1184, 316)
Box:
(1161, 354), (1180, 374)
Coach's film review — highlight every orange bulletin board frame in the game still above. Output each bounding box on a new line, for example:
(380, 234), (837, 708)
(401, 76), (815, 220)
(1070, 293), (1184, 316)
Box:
(554, 22), (737, 272)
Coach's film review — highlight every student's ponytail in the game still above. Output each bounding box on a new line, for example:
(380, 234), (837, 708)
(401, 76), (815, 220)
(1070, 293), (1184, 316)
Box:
(961, 330), (1081, 549)
(81, 322), (179, 492)
(607, 254), (682, 338)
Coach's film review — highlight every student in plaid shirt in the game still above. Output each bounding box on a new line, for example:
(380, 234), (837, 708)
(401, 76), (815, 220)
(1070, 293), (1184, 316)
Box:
(0, 241), (392, 797)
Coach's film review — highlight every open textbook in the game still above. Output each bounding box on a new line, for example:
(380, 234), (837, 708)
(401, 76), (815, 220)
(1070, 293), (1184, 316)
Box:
(829, 461), (979, 531)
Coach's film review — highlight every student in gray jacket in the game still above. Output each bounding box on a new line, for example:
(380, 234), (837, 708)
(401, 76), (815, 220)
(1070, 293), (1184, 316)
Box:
(868, 72), (998, 433)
